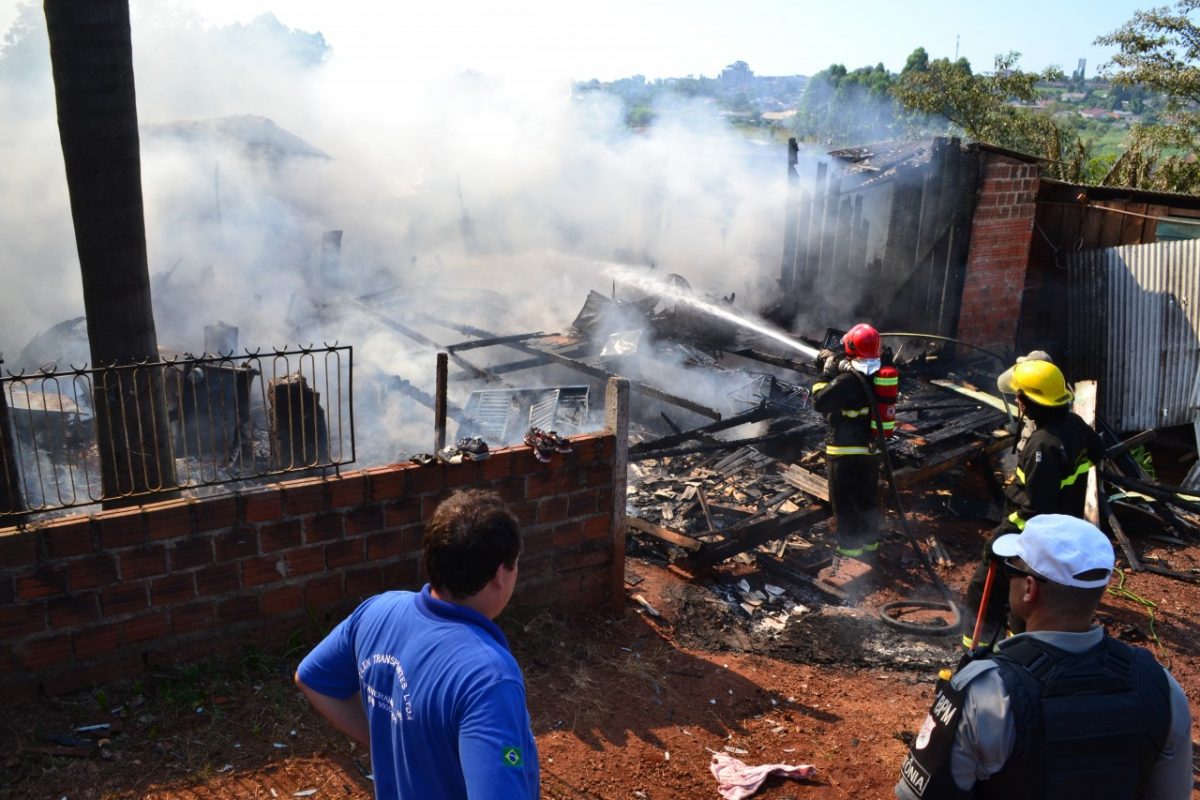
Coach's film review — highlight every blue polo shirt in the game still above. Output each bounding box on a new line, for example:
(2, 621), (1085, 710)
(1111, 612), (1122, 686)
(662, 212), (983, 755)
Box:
(297, 585), (539, 799)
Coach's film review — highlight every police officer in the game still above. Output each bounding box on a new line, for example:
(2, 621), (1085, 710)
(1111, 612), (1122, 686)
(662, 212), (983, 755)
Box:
(812, 323), (892, 571)
(897, 515), (1192, 799)
(963, 359), (1104, 647)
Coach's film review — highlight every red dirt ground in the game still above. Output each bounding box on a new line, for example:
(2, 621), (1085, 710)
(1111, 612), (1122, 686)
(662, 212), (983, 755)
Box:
(5, 479), (1200, 799)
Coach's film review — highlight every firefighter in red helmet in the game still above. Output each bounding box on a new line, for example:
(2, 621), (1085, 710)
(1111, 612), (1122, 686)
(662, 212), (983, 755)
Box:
(812, 323), (898, 576)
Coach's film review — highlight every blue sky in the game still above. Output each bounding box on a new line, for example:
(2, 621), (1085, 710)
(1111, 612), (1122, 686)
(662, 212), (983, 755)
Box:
(2, 0), (1147, 82)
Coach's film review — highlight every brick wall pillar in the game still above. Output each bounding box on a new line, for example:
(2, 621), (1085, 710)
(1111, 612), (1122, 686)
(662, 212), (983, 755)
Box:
(956, 154), (1041, 357)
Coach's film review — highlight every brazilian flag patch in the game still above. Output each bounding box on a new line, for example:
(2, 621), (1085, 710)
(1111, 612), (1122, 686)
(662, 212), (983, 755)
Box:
(502, 746), (523, 767)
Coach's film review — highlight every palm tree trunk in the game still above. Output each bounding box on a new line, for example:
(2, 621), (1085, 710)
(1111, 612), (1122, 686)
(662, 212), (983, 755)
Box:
(44, 0), (176, 505)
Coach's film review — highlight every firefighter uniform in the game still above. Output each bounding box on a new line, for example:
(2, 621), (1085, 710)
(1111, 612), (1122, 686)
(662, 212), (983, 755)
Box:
(812, 354), (887, 558)
(964, 361), (1104, 644)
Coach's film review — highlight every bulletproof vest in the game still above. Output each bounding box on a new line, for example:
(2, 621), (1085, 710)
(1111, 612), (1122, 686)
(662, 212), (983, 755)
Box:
(976, 635), (1171, 799)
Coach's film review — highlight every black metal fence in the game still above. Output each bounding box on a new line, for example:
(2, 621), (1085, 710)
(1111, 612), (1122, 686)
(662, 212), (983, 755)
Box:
(0, 345), (354, 519)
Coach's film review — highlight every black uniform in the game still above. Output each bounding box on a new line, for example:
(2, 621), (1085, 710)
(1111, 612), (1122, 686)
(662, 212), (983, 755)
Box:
(965, 405), (1105, 636)
(812, 354), (881, 557)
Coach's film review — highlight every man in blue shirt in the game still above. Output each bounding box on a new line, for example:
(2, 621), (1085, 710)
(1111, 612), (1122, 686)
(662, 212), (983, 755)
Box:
(296, 489), (540, 799)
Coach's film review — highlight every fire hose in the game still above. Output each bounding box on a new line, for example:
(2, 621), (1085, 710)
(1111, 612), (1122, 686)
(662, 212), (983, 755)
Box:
(849, 368), (962, 636)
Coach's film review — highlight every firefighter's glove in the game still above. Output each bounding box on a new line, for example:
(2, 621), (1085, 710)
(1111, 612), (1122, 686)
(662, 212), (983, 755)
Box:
(816, 349), (838, 375)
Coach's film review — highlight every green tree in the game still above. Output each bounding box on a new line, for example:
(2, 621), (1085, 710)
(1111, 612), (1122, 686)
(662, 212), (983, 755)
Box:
(892, 52), (1090, 180)
(793, 61), (900, 145)
(1096, 0), (1200, 192)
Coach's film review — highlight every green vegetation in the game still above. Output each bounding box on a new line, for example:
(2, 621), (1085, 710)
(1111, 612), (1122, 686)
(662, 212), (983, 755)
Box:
(578, 2), (1200, 195)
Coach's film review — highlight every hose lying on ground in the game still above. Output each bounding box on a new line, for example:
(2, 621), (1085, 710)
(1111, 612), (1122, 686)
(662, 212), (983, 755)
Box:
(851, 369), (962, 636)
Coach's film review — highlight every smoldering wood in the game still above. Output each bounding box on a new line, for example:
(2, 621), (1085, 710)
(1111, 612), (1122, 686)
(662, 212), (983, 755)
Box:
(693, 507), (828, 568)
(268, 373), (328, 470)
(416, 312), (724, 421)
(452, 356), (551, 378)
(386, 375), (468, 424)
(447, 332), (556, 353)
(629, 404), (783, 456)
(349, 300), (505, 384)
(777, 462), (830, 503)
(626, 515), (704, 552)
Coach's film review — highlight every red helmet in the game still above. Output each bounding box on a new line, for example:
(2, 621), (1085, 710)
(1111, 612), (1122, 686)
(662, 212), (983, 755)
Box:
(842, 323), (881, 360)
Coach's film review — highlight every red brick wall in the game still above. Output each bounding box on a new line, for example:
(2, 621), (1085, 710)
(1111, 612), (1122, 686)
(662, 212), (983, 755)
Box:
(956, 154), (1041, 355)
(0, 435), (619, 700)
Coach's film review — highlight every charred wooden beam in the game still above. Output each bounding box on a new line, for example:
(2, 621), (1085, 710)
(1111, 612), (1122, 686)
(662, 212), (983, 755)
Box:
(418, 313), (723, 420)
(730, 348), (815, 373)
(447, 332), (557, 353)
(348, 300), (504, 384)
(891, 434), (1013, 488)
(632, 430), (801, 461)
(626, 515), (703, 552)
(387, 375), (468, 424)
(630, 404), (782, 455)
(692, 506), (828, 567)
(451, 357), (550, 379)
(777, 462), (829, 503)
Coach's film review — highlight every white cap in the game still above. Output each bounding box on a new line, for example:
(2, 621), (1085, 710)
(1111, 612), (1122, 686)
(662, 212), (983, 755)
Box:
(992, 515), (1114, 589)
(997, 350), (1053, 395)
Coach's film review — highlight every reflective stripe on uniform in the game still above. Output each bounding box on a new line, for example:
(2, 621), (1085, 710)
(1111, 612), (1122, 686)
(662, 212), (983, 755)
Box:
(826, 445), (872, 456)
(874, 375), (898, 386)
(841, 407), (870, 418)
(1015, 466), (1026, 484)
(812, 381), (829, 393)
(1008, 510), (1026, 530)
(836, 541), (878, 558)
(1059, 458), (1094, 487)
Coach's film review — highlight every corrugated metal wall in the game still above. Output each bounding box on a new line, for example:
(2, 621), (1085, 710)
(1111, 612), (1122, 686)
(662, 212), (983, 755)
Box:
(1068, 240), (1200, 431)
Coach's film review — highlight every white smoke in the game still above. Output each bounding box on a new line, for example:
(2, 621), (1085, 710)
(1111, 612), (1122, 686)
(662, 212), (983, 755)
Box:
(0, 2), (818, 460)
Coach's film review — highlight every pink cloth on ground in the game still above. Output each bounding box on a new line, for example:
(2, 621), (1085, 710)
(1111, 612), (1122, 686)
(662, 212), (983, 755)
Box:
(709, 752), (816, 800)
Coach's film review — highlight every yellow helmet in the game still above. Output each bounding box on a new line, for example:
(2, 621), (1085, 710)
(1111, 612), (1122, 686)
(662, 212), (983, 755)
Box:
(1011, 360), (1073, 407)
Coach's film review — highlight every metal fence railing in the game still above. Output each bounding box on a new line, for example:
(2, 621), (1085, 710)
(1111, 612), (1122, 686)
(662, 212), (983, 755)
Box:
(0, 345), (354, 519)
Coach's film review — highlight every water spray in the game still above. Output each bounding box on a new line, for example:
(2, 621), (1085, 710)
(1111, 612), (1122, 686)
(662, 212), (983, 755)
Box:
(605, 267), (820, 361)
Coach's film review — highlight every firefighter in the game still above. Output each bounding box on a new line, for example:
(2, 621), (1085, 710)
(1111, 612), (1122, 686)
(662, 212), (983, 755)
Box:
(962, 359), (1104, 648)
(812, 323), (899, 573)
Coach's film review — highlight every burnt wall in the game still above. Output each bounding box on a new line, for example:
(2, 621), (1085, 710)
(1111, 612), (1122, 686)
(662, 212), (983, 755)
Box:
(955, 153), (1040, 356)
(0, 434), (621, 700)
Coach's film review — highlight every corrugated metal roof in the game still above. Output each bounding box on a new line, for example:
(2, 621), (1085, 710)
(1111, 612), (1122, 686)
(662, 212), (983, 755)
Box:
(1068, 240), (1200, 431)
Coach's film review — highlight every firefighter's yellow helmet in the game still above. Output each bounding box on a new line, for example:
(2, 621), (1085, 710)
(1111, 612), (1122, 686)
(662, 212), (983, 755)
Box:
(1011, 360), (1073, 407)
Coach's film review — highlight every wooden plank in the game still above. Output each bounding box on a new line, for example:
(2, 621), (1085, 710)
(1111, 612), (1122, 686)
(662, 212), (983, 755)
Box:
(918, 407), (1008, 446)
(696, 486), (717, 532)
(1072, 379), (1100, 526)
(892, 435), (1014, 489)
(625, 515), (703, 552)
(1103, 496), (1142, 570)
(1098, 200), (1127, 248)
(693, 506), (828, 567)
(777, 462), (830, 502)
(1119, 202), (1148, 245)
(929, 379), (1020, 416)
